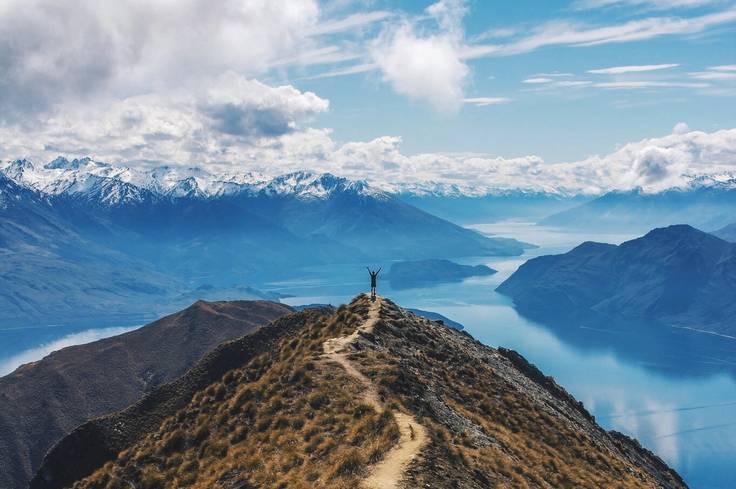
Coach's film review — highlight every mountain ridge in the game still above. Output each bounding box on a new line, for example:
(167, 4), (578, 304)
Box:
(540, 185), (736, 232)
(32, 295), (686, 489)
(497, 224), (736, 335)
(0, 300), (292, 489)
(0, 158), (529, 326)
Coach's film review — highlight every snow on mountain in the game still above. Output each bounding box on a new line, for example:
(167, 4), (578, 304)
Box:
(0, 157), (386, 205)
(258, 171), (386, 200)
(685, 172), (736, 190)
(386, 180), (571, 198)
(4, 156), (733, 205)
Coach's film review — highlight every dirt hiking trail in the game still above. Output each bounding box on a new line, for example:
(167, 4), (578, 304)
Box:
(322, 295), (427, 489)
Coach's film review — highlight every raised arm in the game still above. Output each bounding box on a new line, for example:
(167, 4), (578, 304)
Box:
(377, 267), (382, 274)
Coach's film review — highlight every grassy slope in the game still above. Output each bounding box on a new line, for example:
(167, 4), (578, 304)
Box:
(39, 296), (685, 489)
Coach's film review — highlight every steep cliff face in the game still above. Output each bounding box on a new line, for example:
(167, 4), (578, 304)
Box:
(0, 300), (292, 489)
(33, 296), (685, 489)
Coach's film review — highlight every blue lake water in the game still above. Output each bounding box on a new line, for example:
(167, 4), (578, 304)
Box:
(270, 223), (736, 489)
(1, 222), (734, 488)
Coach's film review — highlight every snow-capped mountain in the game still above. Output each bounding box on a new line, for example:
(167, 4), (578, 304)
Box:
(0, 157), (386, 205)
(259, 171), (387, 201)
(684, 172), (736, 191)
(0, 154), (528, 276)
(5, 156), (734, 205)
(0, 156), (535, 327)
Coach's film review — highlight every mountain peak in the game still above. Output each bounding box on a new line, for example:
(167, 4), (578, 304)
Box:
(643, 223), (701, 237)
(44, 156), (108, 170)
(637, 224), (727, 246)
(262, 170), (381, 200)
(31, 295), (685, 489)
(498, 226), (736, 334)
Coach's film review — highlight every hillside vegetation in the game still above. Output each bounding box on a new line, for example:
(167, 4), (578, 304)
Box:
(34, 296), (685, 489)
(0, 300), (291, 489)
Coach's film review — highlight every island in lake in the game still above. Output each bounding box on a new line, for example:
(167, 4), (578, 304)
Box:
(389, 258), (496, 290)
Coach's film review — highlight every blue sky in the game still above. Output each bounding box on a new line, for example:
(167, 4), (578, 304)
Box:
(289, 0), (736, 161)
(0, 0), (735, 193)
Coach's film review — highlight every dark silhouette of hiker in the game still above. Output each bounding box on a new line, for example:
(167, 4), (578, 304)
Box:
(367, 267), (381, 300)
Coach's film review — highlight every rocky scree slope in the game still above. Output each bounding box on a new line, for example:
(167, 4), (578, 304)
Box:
(33, 296), (686, 489)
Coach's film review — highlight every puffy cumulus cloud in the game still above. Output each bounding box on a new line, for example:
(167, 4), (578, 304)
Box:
(291, 127), (736, 195)
(2, 96), (734, 195)
(631, 147), (686, 189)
(0, 74), (328, 167)
(565, 127), (736, 193)
(200, 74), (329, 139)
(369, 0), (469, 113)
(0, 0), (320, 120)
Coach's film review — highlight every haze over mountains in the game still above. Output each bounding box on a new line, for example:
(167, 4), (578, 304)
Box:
(498, 225), (736, 336)
(541, 175), (736, 233)
(715, 222), (736, 242)
(0, 157), (528, 326)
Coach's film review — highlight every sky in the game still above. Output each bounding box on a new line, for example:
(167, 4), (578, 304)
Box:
(1, 0), (735, 194)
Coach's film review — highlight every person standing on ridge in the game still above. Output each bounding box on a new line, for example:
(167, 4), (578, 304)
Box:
(367, 267), (381, 300)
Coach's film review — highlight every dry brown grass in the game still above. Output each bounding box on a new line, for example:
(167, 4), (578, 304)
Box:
(350, 298), (669, 489)
(70, 296), (679, 489)
(72, 303), (398, 489)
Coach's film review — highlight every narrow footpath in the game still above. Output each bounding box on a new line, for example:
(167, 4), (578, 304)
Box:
(322, 296), (427, 489)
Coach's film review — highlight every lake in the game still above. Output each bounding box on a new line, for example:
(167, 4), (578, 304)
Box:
(270, 222), (736, 489)
(1, 222), (734, 488)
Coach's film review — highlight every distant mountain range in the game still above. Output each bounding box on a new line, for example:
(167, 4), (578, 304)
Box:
(497, 225), (736, 336)
(399, 192), (588, 224)
(0, 300), (291, 489)
(0, 157), (529, 325)
(541, 177), (736, 232)
(715, 222), (736, 242)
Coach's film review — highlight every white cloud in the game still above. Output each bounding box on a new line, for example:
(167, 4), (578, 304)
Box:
(574, 0), (724, 10)
(331, 127), (736, 195)
(462, 97), (512, 106)
(369, 0), (469, 113)
(309, 10), (392, 35)
(0, 0), (323, 120)
(568, 127), (736, 193)
(588, 63), (680, 74)
(301, 62), (377, 80)
(463, 8), (736, 58)
(471, 27), (517, 42)
(556, 80), (593, 87)
(0, 74), (329, 166)
(710, 64), (736, 71)
(4, 118), (736, 196)
(689, 70), (736, 80)
(534, 72), (575, 77)
(593, 81), (709, 89)
(523, 77), (555, 84)
(201, 73), (329, 138)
